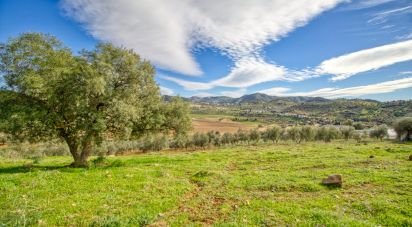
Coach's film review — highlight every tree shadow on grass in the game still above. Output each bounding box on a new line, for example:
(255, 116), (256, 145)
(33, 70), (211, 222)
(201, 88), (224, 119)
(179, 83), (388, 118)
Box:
(0, 164), (74, 174)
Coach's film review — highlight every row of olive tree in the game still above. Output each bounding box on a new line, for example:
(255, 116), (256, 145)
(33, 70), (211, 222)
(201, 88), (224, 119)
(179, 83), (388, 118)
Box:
(101, 119), (410, 153)
(165, 125), (383, 150)
(0, 33), (191, 167)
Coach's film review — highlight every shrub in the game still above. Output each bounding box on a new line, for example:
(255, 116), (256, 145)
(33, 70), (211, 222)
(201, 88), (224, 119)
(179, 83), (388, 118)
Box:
(353, 132), (362, 143)
(316, 126), (339, 142)
(300, 126), (315, 142)
(340, 126), (355, 141)
(192, 132), (209, 148)
(248, 129), (260, 144)
(287, 126), (302, 144)
(353, 122), (364, 130)
(170, 134), (189, 149)
(393, 117), (412, 141)
(140, 134), (169, 152)
(206, 131), (221, 146)
(235, 129), (248, 144)
(221, 132), (234, 145)
(263, 125), (282, 143)
(369, 125), (388, 141)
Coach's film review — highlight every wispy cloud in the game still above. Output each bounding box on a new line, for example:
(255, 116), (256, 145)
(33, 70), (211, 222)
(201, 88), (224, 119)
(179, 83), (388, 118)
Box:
(257, 87), (291, 96)
(340, 0), (396, 11)
(316, 39), (412, 81)
(367, 5), (412, 24)
(159, 86), (174, 96)
(221, 88), (247, 98)
(396, 32), (412, 40)
(259, 77), (412, 98)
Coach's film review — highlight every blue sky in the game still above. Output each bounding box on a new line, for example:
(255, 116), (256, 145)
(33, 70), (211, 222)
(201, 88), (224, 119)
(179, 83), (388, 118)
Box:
(1, 0), (411, 100)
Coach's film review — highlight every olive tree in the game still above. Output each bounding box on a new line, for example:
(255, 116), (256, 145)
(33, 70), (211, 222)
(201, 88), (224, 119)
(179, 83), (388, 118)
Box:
(369, 125), (388, 141)
(340, 126), (355, 141)
(393, 117), (412, 141)
(0, 33), (189, 167)
(263, 125), (282, 143)
(287, 126), (302, 144)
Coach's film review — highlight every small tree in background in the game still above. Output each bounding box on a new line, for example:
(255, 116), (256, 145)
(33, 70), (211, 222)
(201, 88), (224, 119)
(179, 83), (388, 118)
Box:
(342, 119), (353, 126)
(353, 122), (364, 130)
(192, 132), (209, 148)
(340, 126), (355, 141)
(287, 126), (302, 144)
(235, 129), (248, 144)
(393, 117), (412, 141)
(316, 126), (339, 143)
(248, 129), (260, 144)
(300, 126), (315, 142)
(369, 125), (388, 141)
(264, 125), (282, 143)
(221, 132), (234, 145)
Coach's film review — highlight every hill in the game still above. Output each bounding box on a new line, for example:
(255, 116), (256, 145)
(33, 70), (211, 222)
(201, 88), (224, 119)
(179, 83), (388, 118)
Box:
(169, 93), (412, 126)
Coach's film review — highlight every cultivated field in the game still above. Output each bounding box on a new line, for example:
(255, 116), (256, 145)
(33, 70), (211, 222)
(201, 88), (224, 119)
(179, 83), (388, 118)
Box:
(0, 141), (411, 226)
(191, 114), (259, 133)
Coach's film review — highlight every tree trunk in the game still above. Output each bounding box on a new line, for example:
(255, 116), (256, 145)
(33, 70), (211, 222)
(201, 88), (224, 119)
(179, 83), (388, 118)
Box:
(64, 137), (92, 168)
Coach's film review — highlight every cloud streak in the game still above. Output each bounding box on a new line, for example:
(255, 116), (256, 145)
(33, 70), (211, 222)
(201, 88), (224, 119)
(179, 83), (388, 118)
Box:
(259, 77), (412, 98)
(316, 39), (412, 81)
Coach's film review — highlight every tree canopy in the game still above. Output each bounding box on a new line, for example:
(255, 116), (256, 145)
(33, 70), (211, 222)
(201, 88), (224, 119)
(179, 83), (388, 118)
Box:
(0, 33), (191, 167)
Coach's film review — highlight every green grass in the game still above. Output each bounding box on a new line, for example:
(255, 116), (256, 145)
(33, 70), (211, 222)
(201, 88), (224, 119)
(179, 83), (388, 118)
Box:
(0, 141), (411, 226)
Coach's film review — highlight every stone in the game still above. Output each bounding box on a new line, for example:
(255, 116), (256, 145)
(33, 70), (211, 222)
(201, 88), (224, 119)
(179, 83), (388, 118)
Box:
(369, 155), (374, 158)
(322, 174), (342, 187)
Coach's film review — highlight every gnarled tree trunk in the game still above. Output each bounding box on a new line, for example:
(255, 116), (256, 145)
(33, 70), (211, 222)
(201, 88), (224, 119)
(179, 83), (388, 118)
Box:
(65, 136), (93, 168)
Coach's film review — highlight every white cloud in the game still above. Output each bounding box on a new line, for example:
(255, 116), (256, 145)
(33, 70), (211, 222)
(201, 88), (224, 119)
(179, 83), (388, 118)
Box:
(396, 32), (412, 40)
(258, 87), (291, 96)
(259, 77), (412, 98)
(340, 0), (396, 11)
(61, 0), (343, 83)
(192, 92), (214, 97)
(159, 86), (174, 96)
(161, 57), (315, 90)
(221, 88), (247, 98)
(316, 39), (412, 81)
(367, 5), (412, 24)
(160, 75), (214, 91)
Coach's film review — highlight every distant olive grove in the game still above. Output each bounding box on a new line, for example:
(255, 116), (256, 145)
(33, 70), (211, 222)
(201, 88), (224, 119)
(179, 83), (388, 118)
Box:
(0, 33), (191, 167)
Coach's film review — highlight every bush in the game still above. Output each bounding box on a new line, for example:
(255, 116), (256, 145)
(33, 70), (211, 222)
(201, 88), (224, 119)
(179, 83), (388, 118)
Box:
(0, 133), (8, 145)
(316, 126), (339, 142)
(207, 131), (221, 146)
(300, 126), (315, 142)
(170, 134), (189, 149)
(353, 132), (362, 143)
(287, 126), (302, 144)
(353, 122), (364, 130)
(369, 125), (388, 141)
(234, 129), (248, 144)
(340, 126), (355, 141)
(140, 134), (169, 152)
(192, 132), (209, 148)
(263, 125), (281, 143)
(393, 117), (412, 141)
(248, 129), (260, 144)
(221, 132), (234, 145)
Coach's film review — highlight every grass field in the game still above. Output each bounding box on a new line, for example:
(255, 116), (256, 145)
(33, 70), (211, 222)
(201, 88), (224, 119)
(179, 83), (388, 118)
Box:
(0, 141), (411, 226)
